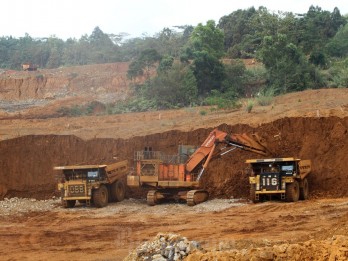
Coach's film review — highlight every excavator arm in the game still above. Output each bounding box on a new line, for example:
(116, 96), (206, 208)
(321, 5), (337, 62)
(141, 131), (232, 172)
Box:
(185, 128), (270, 180)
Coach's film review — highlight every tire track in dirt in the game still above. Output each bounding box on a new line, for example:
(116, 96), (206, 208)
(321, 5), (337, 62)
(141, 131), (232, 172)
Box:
(1, 198), (348, 260)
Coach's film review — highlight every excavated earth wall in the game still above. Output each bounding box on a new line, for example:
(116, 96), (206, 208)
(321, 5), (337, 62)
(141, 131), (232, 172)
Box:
(0, 116), (347, 200)
(0, 63), (130, 101)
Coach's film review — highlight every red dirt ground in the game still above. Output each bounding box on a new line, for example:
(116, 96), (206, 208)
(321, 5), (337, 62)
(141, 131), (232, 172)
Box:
(1, 63), (348, 260)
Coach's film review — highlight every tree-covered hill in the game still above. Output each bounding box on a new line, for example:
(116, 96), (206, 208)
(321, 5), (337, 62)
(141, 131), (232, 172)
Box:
(1, 5), (347, 112)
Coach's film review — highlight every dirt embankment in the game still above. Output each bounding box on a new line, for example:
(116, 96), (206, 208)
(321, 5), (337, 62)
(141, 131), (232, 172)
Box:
(0, 63), (146, 115)
(0, 63), (130, 100)
(0, 116), (347, 200)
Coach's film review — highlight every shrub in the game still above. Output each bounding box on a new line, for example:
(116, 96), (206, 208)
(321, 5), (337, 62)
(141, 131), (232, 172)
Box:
(199, 110), (207, 116)
(246, 100), (254, 113)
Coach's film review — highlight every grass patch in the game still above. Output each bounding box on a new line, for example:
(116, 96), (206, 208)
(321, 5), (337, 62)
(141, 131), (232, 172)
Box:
(257, 95), (273, 106)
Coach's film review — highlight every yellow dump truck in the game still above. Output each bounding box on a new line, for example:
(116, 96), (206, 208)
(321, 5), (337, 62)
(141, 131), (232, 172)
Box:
(22, 63), (38, 71)
(55, 160), (128, 208)
(247, 158), (311, 202)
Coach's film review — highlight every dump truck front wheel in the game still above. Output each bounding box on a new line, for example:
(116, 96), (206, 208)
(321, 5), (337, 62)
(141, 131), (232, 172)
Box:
(300, 178), (309, 200)
(286, 180), (300, 202)
(110, 180), (125, 202)
(93, 185), (109, 208)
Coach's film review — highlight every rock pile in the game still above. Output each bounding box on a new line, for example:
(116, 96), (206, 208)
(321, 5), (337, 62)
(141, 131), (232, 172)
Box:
(125, 233), (203, 261)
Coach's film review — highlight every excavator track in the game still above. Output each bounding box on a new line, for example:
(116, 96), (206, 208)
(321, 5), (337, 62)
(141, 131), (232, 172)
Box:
(186, 190), (209, 206)
(147, 190), (158, 206)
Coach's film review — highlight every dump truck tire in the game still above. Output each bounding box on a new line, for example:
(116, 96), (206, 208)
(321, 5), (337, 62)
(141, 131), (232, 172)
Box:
(286, 180), (300, 202)
(110, 180), (125, 202)
(62, 200), (76, 208)
(93, 185), (108, 208)
(300, 178), (309, 200)
(249, 185), (259, 203)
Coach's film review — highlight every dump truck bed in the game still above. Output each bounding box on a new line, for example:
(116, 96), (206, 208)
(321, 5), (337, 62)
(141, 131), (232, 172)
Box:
(54, 164), (108, 170)
(54, 160), (128, 184)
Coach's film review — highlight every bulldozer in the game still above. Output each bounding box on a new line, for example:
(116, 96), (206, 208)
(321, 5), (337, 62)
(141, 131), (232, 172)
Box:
(247, 158), (311, 202)
(127, 128), (270, 206)
(56, 160), (128, 208)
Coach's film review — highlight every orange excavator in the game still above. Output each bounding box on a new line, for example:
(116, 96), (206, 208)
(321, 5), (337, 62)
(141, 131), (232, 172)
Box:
(127, 128), (270, 206)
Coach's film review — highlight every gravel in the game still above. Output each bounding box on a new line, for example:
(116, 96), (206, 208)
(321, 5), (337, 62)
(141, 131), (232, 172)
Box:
(0, 197), (61, 216)
(63, 198), (247, 217)
(0, 197), (247, 217)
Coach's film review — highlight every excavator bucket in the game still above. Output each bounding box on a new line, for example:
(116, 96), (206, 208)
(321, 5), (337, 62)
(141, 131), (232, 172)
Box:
(227, 132), (271, 156)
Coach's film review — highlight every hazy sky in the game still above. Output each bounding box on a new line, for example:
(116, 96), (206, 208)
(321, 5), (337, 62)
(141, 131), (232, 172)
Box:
(2, 0), (347, 40)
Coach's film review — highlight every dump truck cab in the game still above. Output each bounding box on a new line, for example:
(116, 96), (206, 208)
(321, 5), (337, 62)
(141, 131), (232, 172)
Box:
(56, 160), (128, 208)
(247, 158), (311, 203)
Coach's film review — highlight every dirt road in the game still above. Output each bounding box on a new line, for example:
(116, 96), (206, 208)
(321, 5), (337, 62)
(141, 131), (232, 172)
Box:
(1, 197), (348, 260)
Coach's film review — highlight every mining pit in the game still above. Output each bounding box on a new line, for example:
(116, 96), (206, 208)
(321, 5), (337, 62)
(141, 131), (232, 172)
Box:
(1, 64), (348, 260)
(1, 116), (347, 201)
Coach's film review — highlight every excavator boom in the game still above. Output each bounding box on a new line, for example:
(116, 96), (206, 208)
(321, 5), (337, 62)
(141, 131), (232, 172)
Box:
(185, 129), (227, 172)
(185, 128), (270, 177)
(225, 132), (269, 155)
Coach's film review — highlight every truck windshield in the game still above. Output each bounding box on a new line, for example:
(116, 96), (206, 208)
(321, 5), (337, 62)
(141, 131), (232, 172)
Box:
(281, 165), (293, 171)
(87, 170), (98, 178)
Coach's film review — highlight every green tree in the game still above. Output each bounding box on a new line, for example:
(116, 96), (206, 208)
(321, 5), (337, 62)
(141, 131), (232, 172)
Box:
(190, 20), (225, 59)
(218, 7), (257, 54)
(222, 59), (247, 97)
(192, 51), (225, 95)
(298, 6), (346, 54)
(157, 55), (174, 74)
(258, 34), (321, 94)
(182, 20), (225, 95)
(88, 27), (119, 63)
(146, 63), (197, 108)
(243, 7), (280, 57)
(309, 49), (328, 68)
(127, 49), (161, 79)
(326, 23), (348, 57)
(46, 36), (64, 68)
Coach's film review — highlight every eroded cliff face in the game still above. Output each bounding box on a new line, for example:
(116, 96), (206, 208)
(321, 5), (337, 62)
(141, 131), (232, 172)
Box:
(0, 117), (347, 200)
(0, 76), (69, 100)
(0, 63), (139, 112)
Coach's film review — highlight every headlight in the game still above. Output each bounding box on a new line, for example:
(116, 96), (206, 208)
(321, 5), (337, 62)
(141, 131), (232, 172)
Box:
(281, 182), (286, 190)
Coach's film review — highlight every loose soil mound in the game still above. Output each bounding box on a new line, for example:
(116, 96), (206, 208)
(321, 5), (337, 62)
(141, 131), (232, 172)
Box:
(0, 116), (347, 200)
